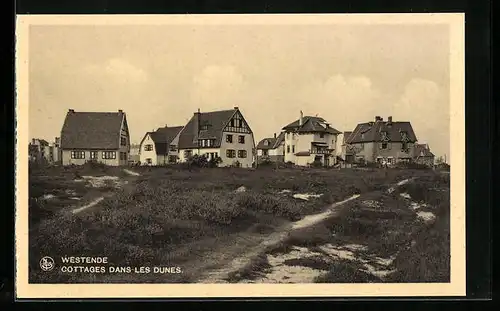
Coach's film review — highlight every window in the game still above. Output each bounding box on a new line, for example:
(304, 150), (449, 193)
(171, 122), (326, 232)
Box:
(320, 133), (324, 138)
(144, 144), (153, 151)
(168, 155), (177, 163)
(102, 151), (116, 159)
(120, 152), (127, 161)
(262, 150), (269, 156)
(401, 142), (409, 152)
(184, 150), (192, 158)
(146, 158), (152, 165)
(226, 134), (233, 143)
(71, 151), (85, 159)
(200, 124), (208, 131)
(238, 135), (245, 144)
(238, 150), (247, 158)
(292, 145), (295, 153)
(169, 144), (177, 152)
(287, 145), (290, 153)
(120, 136), (127, 146)
(90, 151), (98, 159)
(226, 149), (236, 158)
(381, 142), (388, 150)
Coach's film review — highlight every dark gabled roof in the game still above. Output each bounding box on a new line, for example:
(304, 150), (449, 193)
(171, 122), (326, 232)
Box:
(256, 132), (285, 150)
(177, 108), (238, 149)
(282, 116), (341, 135)
(60, 111), (126, 150)
(342, 131), (353, 144)
(144, 126), (184, 155)
(346, 120), (417, 144)
(256, 137), (276, 150)
(414, 143), (435, 158)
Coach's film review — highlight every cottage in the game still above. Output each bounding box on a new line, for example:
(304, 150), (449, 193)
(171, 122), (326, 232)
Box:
(60, 109), (130, 166)
(345, 116), (418, 165)
(177, 107), (255, 167)
(29, 138), (61, 164)
(414, 143), (435, 167)
(128, 144), (141, 165)
(281, 111), (341, 167)
(256, 132), (285, 164)
(139, 125), (184, 165)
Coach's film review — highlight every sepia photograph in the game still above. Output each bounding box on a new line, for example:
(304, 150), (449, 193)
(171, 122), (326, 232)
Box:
(15, 13), (465, 298)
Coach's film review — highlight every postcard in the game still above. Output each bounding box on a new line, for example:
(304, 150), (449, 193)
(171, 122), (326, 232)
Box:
(15, 13), (465, 299)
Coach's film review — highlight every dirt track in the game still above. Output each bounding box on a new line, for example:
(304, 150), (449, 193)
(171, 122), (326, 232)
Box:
(191, 177), (415, 283)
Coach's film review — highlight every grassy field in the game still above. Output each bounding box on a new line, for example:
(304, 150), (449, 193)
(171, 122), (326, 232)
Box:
(28, 163), (447, 283)
(225, 172), (450, 283)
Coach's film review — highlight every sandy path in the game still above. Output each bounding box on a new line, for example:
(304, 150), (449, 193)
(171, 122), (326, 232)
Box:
(195, 178), (414, 283)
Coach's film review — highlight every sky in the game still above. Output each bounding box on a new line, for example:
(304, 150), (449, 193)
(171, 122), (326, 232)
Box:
(28, 21), (450, 158)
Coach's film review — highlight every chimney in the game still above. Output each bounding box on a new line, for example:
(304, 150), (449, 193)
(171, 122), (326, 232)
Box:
(388, 116), (392, 123)
(234, 106), (239, 110)
(375, 116), (382, 122)
(68, 109), (74, 113)
(118, 109), (123, 113)
(299, 110), (304, 126)
(274, 133), (277, 139)
(325, 123), (330, 128)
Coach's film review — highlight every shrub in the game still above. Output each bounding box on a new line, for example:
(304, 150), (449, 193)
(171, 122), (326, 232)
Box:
(208, 156), (223, 168)
(310, 160), (323, 168)
(186, 154), (209, 168)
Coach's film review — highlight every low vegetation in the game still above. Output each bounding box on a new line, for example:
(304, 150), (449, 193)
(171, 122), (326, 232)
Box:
(29, 163), (446, 283)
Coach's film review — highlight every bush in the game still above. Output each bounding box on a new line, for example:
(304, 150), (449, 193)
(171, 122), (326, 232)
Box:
(186, 154), (208, 168)
(394, 162), (431, 170)
(310, 160), (323, 168)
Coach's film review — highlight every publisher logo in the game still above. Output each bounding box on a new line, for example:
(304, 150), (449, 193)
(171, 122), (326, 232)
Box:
(40, 256), (55, 271)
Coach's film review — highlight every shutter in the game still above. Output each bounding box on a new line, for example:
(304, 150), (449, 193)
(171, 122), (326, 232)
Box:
(379, 143), (382, 149)
(388, 143), (392, 150)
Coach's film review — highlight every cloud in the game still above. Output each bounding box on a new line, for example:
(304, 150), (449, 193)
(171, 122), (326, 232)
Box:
(190, 65), (245, 110)
(295, 74), (384, 130)
(393, 78), (449, 157)
(83, 58), (148, 83)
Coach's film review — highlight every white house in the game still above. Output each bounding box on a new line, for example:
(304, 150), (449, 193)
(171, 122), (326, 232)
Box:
(255, 132), (285, 164)
(177, 107), (255, 168)
(281, 111), (341, 167)
(139, 125), (184, 166)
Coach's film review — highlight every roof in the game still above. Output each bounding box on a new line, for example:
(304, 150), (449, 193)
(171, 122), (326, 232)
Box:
(346, 120), (417, 144)
(295, 151), (311, 156)
(282, 116), (341, 135)
(256, 132), (285, 150)
(414, 143), (435, 157)
(177, 108), (238, 149)
(144, 126), (184, 155)
(342, 131), (353, 144)
(60, 111), (126, 150)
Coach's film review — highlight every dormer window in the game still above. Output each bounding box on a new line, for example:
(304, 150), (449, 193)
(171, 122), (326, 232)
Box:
(200, 124), (209, 131)
(263, 140), (269, 146)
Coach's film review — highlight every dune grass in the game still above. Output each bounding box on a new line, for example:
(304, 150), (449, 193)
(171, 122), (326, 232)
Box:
(28, 164), (433, 283)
